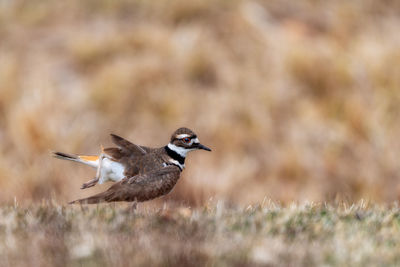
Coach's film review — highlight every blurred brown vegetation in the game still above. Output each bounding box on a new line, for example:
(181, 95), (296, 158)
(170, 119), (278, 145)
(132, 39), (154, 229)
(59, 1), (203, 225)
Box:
(1, 0), (400, 205)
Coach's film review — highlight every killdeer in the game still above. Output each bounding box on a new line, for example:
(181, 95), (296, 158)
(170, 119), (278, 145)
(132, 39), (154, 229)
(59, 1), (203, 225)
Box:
(52, 127), (211, 204)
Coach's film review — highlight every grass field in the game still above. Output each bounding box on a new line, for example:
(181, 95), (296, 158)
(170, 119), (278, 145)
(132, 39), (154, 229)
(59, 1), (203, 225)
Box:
(1, 201), (400, 267)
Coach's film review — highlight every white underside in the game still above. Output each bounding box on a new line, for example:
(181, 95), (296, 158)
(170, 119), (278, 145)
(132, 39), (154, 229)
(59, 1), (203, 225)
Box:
(98, 158), (125, 184)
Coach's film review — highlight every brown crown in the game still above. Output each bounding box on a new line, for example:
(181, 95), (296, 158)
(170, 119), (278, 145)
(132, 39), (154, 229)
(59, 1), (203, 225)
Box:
(170, 127), (197, 141)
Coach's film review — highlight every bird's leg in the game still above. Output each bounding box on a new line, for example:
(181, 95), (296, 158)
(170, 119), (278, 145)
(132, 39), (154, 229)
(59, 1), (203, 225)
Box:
(80, 177), (99, 189)
(95, 145), (106, 183)
(81, 148), (105, 189)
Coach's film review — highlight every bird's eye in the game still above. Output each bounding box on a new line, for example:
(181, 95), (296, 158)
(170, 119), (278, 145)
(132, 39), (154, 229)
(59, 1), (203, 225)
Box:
(183, 137), (190, 143)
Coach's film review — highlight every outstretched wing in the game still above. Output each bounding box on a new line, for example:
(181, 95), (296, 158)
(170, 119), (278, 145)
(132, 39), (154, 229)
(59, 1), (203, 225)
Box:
(69, 165), (181, 204)
(110, 134), (149, 156)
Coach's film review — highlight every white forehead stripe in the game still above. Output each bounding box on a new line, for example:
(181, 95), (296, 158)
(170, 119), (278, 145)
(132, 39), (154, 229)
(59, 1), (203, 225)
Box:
(176, 134), (191, 139)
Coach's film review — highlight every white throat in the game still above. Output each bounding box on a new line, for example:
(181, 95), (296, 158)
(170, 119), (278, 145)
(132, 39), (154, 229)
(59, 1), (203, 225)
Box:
(167, 143), (192, 157)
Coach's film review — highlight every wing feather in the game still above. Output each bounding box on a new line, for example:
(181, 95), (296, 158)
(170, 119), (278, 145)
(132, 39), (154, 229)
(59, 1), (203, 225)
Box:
(69, 165), (181, 204)
(110, 134), (148, 156)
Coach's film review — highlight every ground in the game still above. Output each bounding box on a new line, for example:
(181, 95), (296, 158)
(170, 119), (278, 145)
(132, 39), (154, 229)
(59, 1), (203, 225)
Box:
(1, 201), (400, 266)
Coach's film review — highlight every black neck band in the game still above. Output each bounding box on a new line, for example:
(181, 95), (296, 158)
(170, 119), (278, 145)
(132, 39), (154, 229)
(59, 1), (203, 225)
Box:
(165, 145), (185, 165)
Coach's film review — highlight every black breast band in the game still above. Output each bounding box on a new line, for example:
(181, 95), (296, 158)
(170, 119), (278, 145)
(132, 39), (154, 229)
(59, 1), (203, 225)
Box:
(164, 146), (185, 165)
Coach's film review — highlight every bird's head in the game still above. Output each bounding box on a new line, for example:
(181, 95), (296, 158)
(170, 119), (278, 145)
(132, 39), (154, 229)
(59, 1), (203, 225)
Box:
(167, 127), (211, 157)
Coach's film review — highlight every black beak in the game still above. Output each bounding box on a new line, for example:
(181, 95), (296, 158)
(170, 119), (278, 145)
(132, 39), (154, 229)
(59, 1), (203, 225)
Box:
(197, 143), (212, 151)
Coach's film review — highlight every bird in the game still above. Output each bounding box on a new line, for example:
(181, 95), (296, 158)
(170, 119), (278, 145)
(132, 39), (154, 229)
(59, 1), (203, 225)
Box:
(52, 127), (211, 204)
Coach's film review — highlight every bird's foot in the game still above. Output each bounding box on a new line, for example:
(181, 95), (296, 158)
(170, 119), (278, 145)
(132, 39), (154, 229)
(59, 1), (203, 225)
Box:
(80, 177), (99, 189)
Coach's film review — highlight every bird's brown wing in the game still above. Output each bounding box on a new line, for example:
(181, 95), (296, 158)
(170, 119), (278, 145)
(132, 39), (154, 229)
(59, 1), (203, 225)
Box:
(69, 165), (181, 204)
(110, 134), (149, 156)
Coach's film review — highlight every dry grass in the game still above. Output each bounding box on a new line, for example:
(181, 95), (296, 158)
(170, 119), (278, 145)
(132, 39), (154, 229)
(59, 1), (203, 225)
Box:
(1, 201), (400, 266)
(1, 0), (400, 206)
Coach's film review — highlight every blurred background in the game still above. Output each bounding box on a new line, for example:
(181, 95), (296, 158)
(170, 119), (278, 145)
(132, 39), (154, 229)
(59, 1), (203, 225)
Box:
(1, 0), (400, 206)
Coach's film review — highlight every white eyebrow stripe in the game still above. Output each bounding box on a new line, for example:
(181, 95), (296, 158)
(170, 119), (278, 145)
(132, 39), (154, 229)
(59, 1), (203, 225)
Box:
(176, 134), (190, 139)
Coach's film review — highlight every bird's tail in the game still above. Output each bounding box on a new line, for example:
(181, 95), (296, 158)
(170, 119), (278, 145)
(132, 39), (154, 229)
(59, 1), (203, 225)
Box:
(52, 151), (99, 168)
